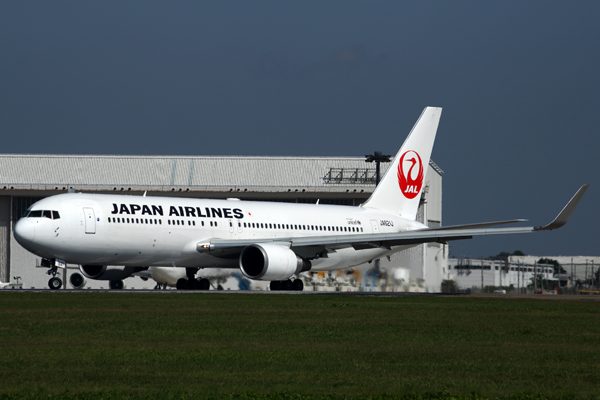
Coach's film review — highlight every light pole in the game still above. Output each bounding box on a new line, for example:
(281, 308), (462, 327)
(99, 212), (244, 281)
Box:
(365, 151), (391, 185)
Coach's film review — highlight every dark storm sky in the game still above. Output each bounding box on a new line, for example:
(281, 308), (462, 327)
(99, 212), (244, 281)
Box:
(1, 1), (598, 258)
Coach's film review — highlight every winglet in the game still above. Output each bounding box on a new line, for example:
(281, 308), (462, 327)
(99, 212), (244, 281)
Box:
(534, 184), (589, 231)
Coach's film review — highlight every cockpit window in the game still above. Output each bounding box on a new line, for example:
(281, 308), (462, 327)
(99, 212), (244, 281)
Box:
(27, 210), (60, 219)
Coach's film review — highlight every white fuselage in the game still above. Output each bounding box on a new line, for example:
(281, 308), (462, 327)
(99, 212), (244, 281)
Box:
(14, 193), (427, 272)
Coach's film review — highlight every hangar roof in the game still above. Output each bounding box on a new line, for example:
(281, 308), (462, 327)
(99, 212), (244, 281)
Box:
(0, 154), (442, 195)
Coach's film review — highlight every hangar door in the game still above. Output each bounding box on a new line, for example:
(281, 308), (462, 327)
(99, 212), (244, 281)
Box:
(83, 208), (96, 234)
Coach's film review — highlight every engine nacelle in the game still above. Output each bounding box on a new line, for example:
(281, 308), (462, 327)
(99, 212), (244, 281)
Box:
(80, 265), (138, 281)
(239, 243), (311, 281)
(69, 272), (87, 289)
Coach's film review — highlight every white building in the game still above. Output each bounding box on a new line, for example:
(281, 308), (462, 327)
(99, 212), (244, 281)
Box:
(509, 255), (600, 283)
(447, 258), (556, 292)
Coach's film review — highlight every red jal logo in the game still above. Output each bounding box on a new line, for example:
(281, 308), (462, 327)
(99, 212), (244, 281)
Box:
(397, 150), (424, 199)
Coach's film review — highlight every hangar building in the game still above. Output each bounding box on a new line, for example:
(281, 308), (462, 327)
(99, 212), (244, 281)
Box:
(0, 154), (445, 291)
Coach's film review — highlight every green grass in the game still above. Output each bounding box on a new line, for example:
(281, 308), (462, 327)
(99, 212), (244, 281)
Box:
(1, 293), (599, 400)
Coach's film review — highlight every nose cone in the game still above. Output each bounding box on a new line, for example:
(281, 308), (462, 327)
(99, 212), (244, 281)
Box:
(14, 219), (35, 247)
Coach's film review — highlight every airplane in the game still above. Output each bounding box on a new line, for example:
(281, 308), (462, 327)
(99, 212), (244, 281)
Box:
(12, 107), (588, 291)
(133, 266), (187, 290)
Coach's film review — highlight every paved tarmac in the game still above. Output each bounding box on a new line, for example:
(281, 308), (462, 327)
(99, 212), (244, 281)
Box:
(2, 289), (600, 300)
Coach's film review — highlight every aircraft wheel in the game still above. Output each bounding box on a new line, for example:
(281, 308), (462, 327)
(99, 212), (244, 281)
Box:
(189, 279), (200, 290)
(281, 280), (293, 291)
(176, 278), (188, 290)
(109, 280), (124, 290)
(270, 281), (280, 291)
(48, 277), (62, 290)
(292, 279), (304, 291)
(198, 278), (210, 290)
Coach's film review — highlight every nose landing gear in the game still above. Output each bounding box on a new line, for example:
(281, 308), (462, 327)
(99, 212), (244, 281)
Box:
(41, 258), (71, 290)
(42, 258), (63, 290)
(48, 276), (62, 290)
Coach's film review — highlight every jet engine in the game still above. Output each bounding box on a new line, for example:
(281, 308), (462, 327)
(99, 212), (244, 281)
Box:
(69, 272), (87, 289)
(239, 243), (311, 281)
(79, 265), (140, 281)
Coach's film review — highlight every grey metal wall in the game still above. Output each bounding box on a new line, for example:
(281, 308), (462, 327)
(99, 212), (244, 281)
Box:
(0, 196), (10, 283)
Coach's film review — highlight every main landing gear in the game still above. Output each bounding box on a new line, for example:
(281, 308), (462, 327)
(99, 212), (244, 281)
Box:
(270, 279), (304, 291)
(109, 280), (124, 290)
(176, 267), (211, 290)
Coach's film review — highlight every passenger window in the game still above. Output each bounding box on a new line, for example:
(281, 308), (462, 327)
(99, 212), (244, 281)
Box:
(52, 211), (60, 219)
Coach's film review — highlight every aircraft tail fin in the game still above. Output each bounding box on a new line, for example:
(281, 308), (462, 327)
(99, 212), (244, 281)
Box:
(362, 107), (442, 220)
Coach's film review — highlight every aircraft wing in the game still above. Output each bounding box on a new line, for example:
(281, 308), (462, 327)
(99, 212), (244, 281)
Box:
(197, 184), (588, 258)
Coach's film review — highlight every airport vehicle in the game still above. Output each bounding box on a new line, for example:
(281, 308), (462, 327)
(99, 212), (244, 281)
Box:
(13, 107), (588, 290)
(0, 281), (11, 289)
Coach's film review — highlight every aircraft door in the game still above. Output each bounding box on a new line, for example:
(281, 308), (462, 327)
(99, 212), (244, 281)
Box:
(83, 208), (96, 234)
(370, 219), (380, 233)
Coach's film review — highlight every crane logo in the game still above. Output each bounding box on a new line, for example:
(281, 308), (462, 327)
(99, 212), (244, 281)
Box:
(397, 150), (424, 199)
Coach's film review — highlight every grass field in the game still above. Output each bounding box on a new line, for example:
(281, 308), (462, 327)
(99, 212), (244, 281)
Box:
(1, 292), (599, 400)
